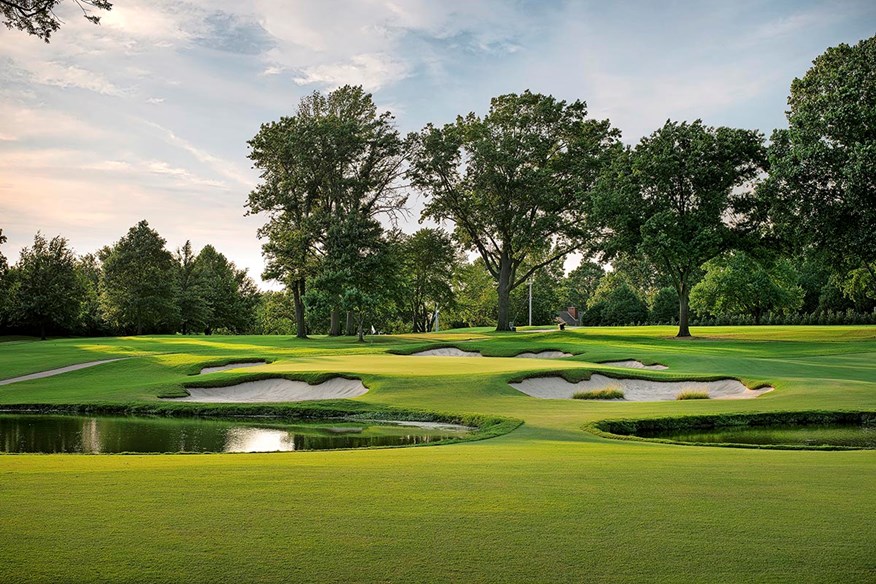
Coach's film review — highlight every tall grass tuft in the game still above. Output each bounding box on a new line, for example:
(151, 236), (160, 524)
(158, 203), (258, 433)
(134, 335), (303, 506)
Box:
(676, 390), (710, 400)
(574, 387), (625, 400)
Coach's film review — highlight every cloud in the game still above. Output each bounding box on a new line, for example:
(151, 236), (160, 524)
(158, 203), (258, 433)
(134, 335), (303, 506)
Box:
(292, 53), (411, 90)
(22, 60), (125, 96)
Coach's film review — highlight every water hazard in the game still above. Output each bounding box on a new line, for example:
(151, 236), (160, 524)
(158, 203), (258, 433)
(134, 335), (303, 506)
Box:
(640, 424), (875, 448)
(0, 414), (472, 453)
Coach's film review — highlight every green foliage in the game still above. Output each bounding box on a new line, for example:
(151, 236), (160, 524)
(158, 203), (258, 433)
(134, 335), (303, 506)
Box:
(410, 90), (619, 330)
(174, 241), (210, 335)
(400, 228), (460, 332)
(441, 259), (497, 328)
(690, 251), (804, 323)
(561, 260), (604, 310)
(649, 286), (678, 323)
(73, 253), (107, 336)
(254, 291), (297, 335)
(510, 252), (565, 326)
(195, 244), (257, 334)
(247, 85), (407, 338)
(596, 119), (766, 336)
(100, 221), (178, 335)
(1, 0), (112, 42)
(584, 272), (649, 325)
(761, 36), (876, 298)
(573, 388), (624, 400)
(8, 233), (82, 339)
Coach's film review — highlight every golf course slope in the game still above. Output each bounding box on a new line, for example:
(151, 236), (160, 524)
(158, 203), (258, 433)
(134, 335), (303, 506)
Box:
(0, 325), (873, 583)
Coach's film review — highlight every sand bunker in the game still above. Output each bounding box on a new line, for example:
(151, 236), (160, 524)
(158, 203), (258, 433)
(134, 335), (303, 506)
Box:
(169, 377), (368, 403)
(199, 361), (267, 375)
(599, 360), (668, 370)
(514, 350), (573, 359)
(510, 374), (772, 401)
(0, 359), (124, 386)
(409, 348), (483, 357)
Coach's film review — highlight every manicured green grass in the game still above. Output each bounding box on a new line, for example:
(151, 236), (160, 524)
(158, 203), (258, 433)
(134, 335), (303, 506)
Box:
(1, 325), (875, 583)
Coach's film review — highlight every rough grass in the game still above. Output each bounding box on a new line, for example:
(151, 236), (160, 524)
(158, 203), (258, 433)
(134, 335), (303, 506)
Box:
(0, 326), (874, 582)
(676, 390), (711, 400)
(573, 387), (625, 400)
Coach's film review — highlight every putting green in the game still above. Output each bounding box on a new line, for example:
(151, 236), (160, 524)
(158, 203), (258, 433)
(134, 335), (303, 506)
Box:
(0, 326), (874, 582)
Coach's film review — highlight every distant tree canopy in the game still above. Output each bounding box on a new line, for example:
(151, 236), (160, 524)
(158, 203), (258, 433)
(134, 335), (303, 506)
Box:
(1, 0), (112, 42)
(595, 119), (766, 337)
(761, 35), (876, 298)
(400, 228), (460, 333)
(690, 251), (804, 324)
(8, 233), (82, 339)
(100, 221), (178, 335)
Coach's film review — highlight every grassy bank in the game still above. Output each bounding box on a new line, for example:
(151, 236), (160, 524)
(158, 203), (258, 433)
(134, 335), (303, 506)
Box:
(0, 325), (874, 582)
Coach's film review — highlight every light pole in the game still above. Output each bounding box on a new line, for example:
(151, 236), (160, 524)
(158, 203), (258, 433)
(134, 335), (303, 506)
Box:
(528, 278), (533, 327)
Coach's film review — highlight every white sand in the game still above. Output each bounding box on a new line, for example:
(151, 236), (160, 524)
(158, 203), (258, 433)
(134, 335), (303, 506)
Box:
(168, 377), (368, 403)
(199, 361), (267, 375)
(510, 373), (773, 401)
(514, 350), (573, 359)
(409, 348), (483, 357)
(599, 360), (668, 370)
(0, 359), (124, 386)
(378, 420), (475, 431)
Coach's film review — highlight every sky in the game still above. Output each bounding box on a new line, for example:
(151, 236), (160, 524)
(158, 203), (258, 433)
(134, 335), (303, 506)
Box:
(0, 0), (873, 288)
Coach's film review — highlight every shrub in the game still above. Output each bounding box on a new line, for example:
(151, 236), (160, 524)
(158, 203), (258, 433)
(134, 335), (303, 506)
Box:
(676, 391), (710, 400)
(573, 388), (625, 400)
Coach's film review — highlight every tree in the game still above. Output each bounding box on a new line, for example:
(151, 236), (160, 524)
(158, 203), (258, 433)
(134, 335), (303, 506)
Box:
(441, 259), (497, 328)
(0, 228), (9, 329)
(9, 232), (82, 339)
(649, 287), (679, 324)
(2, 0), (111, 42)
(583, 272), (648, 326)
(74, 253), (107, 336)
(175, 241), (209, 335)
(247, 85), (406, 338)
(410, 90), (619, 331)
(595, 119), (765, 337)
(761, 35), (876, 297)
(510, 251), (565, 326)
(254, 291), (296, 335)
(561, 261), (605, 311)
(690, 251), (804, 323)
(400, 228), (460, 332)
(100, 221), (177, 335)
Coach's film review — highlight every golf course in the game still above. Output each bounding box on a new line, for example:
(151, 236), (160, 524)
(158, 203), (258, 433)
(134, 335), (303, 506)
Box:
(0, 325), (874, 583)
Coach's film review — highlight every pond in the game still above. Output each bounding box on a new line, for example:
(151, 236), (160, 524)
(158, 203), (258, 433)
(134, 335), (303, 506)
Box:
(639, 423), (876, 448)
(0, 414), (473, 454)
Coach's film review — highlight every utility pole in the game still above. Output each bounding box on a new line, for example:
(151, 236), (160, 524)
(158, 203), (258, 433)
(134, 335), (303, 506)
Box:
(528, 279), (533, 327)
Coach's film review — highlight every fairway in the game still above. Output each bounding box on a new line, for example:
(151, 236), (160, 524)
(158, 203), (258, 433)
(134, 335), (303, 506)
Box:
(1, 326), (875, 583)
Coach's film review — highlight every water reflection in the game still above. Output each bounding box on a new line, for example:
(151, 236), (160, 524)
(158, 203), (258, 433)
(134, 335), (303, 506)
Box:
(0, 414), (470, 454)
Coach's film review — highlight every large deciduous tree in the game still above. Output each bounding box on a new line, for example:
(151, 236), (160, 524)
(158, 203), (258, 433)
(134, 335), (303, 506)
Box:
(100, 220), (177, 335)
(247, 85), (406, 338)
(760, 35), (876, 297)
(175, 241), (209, 335)
(2, 0), (112, 42)
(409, 91), (619, 331)
(595, 119), (765, 337)
(10, 232), (82, 339)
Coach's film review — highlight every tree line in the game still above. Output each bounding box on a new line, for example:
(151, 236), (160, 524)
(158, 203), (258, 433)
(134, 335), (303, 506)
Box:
(246, 35), (874, 338)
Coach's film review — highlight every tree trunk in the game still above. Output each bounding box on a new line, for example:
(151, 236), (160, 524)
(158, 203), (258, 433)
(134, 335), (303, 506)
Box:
(345, 310), (354, 336)
(40, 322), (46, 341)
(495, 254), (514, 331)
(357, 313), (365, 342)
(292, 279), (307, 339)
(677, 281), (691, 338)
(329, 309), (340, 336)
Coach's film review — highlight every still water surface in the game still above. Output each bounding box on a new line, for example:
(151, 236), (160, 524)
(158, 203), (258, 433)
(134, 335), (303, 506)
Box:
(0, 414), (471, 453)
(641, 424), (875, 448)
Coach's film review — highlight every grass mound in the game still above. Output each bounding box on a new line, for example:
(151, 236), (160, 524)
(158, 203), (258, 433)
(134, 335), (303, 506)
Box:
(573, 387), (625, 400)
(676, 390), (710, 400)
